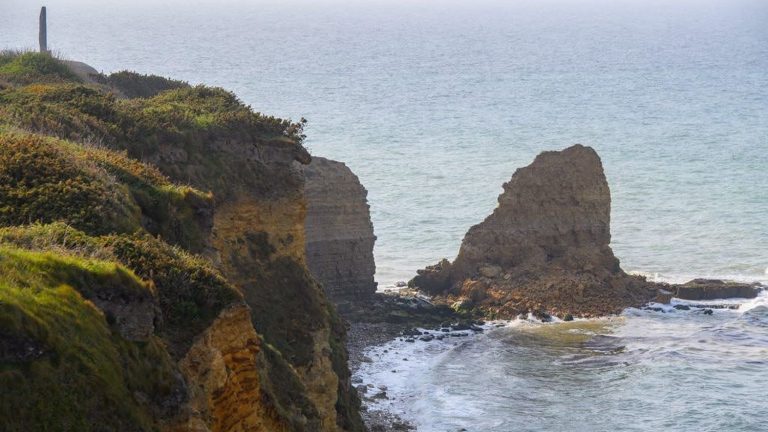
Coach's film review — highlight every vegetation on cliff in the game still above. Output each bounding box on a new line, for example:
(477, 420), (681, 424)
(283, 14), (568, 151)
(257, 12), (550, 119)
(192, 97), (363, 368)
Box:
(0, 246), (178, 432)
(0, 131), (213, 252)
(0, 51), (364, 431)
(93, 70), (189, 99)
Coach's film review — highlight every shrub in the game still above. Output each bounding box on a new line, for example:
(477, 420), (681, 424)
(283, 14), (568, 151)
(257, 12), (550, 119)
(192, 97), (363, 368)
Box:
(93, 70), (189, 99)
(0, 131), (213, 252)
(0, 132), (142, 235)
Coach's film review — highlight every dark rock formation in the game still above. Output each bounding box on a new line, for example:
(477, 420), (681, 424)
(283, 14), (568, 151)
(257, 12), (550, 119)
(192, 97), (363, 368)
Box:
(673, 279), (761, 300)
(304, 157), (377, 302)
(411, 144), (657, 317)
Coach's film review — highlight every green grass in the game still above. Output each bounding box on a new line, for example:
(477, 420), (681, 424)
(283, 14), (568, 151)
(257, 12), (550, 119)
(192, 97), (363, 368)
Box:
(104, 233), (241, 358)
(0, 246), (177, 431)
(0, 223), (242, 359)
(0, 132), (142, 235)
(0, 57), (308, 198)
(0, 226), (330, 429)
(0, 51), (81, 85)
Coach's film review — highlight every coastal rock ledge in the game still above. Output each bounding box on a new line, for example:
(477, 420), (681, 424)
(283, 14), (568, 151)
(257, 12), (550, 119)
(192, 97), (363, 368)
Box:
(304, 157), (377, 303)
(410, 144), (657, 318)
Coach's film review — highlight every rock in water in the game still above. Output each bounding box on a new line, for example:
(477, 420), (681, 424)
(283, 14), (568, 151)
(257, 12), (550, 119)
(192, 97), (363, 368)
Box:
(410, 144), (657, 317)
(673, 279), (760, 300)
(304, 156), (377, 302)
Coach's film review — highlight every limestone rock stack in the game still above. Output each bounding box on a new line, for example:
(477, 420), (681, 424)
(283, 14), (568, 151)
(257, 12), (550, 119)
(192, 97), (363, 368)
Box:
(411, 144), (657, 317)
(304, 157), (377, 302)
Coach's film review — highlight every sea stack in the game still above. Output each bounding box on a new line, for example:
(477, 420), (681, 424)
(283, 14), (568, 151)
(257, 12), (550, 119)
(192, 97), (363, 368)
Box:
(410, 144), (657, 317)
(304, 157), (377, 303)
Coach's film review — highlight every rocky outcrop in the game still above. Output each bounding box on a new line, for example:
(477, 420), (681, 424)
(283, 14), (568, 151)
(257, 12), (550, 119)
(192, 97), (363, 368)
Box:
(673, 279), (761, 301)
(411, 145), (657, 318)
(304, 157), (377, 302)
(172, 305), (289, 432)
(145, 125), (363, 430)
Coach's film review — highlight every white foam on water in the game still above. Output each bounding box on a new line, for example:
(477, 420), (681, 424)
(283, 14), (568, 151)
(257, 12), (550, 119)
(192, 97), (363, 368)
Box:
(629, 270), (768, 285)
(738, 289), (768, 314)
(353, 317), (604, 428)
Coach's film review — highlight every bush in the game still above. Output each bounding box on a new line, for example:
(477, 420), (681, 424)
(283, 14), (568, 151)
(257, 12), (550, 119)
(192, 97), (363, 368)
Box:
(0, 132), (142, 235)
(93, 70), (189, 98)
(0, 132), (213, 252)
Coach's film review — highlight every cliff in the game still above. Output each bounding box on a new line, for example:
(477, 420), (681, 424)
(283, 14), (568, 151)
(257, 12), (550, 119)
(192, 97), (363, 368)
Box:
(0, 52), (363, 431)
(304, 157), (377, 302)
(411, 145), (658, 318)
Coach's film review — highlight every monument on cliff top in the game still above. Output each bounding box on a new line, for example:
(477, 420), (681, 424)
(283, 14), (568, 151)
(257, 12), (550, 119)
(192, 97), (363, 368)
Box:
(39, 6), (47, 53)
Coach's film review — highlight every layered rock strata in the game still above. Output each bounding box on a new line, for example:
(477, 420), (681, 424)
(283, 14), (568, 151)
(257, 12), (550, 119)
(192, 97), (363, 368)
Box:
(304, 157), (377, 302)
(411, 144), (658, 317)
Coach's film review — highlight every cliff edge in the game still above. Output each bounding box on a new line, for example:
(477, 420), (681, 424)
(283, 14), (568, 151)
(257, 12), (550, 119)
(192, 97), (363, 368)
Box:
(0, 52), (363, 432)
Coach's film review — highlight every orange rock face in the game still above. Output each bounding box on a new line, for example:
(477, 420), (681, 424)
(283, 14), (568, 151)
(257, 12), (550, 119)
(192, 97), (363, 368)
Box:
(171, 305), (287, 432)
(143, 130), (363, 430)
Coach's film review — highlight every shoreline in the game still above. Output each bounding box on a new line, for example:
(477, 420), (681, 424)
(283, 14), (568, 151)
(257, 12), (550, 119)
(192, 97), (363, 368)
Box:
(347, 321), (417, 432)
(344, 287), (767, 431)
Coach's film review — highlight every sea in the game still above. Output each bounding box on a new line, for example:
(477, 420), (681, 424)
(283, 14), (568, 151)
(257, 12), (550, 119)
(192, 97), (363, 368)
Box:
(1, 0), (766, 430)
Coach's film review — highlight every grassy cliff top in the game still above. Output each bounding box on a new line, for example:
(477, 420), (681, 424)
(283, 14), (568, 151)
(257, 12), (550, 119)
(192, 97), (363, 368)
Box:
(0, 51), (363, 431)
(0, 52), (309, 198)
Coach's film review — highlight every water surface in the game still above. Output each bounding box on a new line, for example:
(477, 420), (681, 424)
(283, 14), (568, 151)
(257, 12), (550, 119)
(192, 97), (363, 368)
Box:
(2, 0), (766, 285)
(357, 293), (768, 431)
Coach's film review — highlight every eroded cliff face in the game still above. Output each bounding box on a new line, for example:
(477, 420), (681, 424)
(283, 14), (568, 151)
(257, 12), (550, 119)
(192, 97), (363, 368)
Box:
(146, 132), (363, 431)
(304, 157), (377, 302)
(171, 305), (288, 432)
(411, 145), (657, 318)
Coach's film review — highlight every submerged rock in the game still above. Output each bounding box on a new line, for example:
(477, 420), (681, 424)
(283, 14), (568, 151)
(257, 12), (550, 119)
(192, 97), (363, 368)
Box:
(410, 145), (658, 318)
